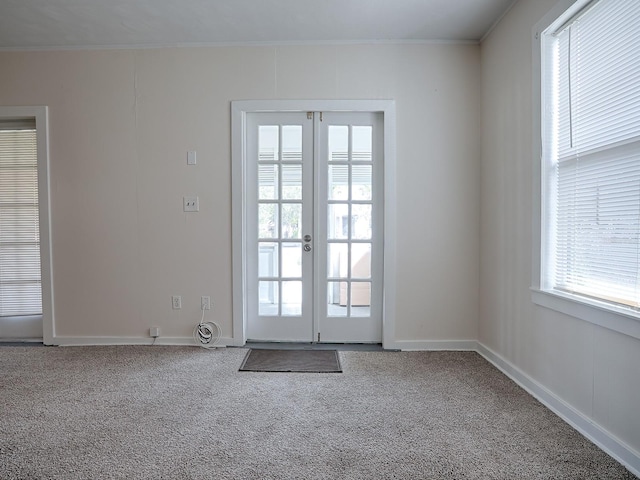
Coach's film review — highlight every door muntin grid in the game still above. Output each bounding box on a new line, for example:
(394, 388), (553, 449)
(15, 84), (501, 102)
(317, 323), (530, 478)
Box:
(257, 124), (305, 317)
(326, 124), (374, 318)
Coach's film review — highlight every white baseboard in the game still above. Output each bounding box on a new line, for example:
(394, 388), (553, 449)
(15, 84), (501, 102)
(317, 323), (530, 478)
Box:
(476, 342), (640, 478)
(53, 336), (232, 348)
(392, 339), (477, 351)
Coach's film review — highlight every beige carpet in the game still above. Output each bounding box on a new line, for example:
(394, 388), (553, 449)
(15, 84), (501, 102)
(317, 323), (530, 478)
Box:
(0, 346), (636, 479)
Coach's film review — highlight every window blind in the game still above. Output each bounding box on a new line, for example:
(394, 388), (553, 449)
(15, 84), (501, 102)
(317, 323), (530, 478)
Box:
(0, 122), (42, 317)
(545, 0), (640, 309)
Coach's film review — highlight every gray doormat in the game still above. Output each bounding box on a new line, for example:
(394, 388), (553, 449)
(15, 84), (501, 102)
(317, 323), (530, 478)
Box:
(239, 349), (342, 373)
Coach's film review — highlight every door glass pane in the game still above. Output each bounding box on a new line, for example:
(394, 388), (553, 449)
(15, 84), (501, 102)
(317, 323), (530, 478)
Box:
(282, 126), (302, 162)
(328, 243), (348, 278)
(251, 114), (381, 338)
(282, 243), (302, 278)
(259, 164), (278, 200)
(327, 281), (347, 317)
(351, 243), (371, 279)
(328, 204), (349, 239)
(259, 203), (278, 238)
(259, 126), (279, 161)
(282, 281), (302, 316)
(328, 126), (348, 162)
(351, 164), (372, 201)
(282, 164), (302, 200)
(258, 242), (278, 277)
(352, 204), (372, 239)
(352, 126), (372, 162)
(259, 281), (279, 316)
(281, 203), (301, 239)
(351, 282), (371, 317)
(328, 165), (349, 200)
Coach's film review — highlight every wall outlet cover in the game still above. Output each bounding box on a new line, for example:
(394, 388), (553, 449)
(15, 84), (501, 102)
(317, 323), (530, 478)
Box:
(201, 296), (211, 310)
(172, 295), (182, 309)
(183, 196), (199, 212)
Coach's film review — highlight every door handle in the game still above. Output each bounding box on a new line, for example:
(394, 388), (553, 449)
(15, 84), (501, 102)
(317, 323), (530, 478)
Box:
(303, 244), (312, 252)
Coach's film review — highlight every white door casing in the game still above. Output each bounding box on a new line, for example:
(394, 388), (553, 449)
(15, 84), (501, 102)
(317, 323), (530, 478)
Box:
(231, 100), (397, 348)
(0, 106), (54, 344)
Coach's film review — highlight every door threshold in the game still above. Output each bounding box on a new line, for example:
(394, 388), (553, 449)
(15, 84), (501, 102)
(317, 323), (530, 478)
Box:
(0, 339), (44, 346)
(244, 341), (383, 352)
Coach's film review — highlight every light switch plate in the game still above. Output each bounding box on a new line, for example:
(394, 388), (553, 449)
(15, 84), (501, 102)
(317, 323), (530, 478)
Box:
(187, 151), (196, 165)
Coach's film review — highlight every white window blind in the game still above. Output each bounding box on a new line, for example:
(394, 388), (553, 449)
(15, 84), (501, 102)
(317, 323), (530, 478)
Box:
(543, 0), (640, 311)
(0, 122), (42, 317)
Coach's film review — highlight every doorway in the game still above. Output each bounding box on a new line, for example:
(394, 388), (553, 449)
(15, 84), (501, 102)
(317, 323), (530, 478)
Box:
(232, 100), (396, 347)
(0, 106), (53, 344)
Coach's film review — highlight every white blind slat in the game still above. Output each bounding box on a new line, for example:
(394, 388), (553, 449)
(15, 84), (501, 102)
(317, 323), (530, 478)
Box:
(0, 128), (42, 317)
(544, 0), (640, 310)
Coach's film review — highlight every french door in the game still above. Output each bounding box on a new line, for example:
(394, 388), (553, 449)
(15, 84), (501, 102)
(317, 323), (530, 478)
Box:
(246, 111), (383, 343)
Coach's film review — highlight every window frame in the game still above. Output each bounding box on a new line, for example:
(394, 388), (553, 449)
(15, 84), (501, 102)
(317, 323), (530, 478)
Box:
(531, 0), (640, 341)
(0, 106), (54, 344)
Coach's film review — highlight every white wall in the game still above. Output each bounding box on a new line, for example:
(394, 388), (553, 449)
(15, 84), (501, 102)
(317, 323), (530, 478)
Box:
(0, 43), (480, 344)
(480, 0), (640, 464)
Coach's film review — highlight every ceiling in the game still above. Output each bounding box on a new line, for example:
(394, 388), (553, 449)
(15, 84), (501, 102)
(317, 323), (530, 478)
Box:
(0, 0), (516, 50)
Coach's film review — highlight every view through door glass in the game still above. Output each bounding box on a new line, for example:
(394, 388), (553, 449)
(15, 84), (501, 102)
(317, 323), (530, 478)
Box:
(258, 124), (304, 316)
(326, 124), (373, 317)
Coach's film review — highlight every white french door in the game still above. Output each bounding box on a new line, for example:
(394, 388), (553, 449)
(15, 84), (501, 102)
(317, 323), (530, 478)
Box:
(246, 111), (383, 343)
(246, 112), (314, 341)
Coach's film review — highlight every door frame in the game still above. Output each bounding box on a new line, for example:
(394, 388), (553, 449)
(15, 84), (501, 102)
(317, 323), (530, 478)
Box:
(231, 100), (397, 349)
(0, 106), (54, 345)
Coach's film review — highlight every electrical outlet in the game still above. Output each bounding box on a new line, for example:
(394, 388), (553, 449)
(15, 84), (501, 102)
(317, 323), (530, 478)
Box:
(201, 296), (211, 310)
(150, 326), (160, 338)
(183, 195), (199, 212)
(172, 295), (182, 309)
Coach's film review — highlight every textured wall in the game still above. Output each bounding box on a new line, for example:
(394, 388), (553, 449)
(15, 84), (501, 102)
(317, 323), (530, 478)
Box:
(0, 43), (480, 344)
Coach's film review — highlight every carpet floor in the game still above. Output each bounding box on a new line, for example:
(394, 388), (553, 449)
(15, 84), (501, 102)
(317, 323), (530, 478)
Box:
(0, 346), (636, 479)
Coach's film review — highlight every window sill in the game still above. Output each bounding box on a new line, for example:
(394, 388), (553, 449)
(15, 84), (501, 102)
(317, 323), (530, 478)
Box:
(531, 288), (640, 340)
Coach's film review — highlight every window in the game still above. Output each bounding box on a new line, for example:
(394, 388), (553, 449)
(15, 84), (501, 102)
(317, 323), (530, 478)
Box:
(537, 0), (640, 322)
(0, 121), (42, 317)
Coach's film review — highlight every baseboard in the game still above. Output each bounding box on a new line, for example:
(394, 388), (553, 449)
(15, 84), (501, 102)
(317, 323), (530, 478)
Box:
(393, 339), (477, 351)
(52, 336), (232, 348)
(51, 337), (469, 351)
(477, 342), (640, 478)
